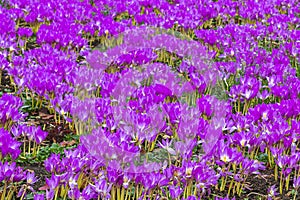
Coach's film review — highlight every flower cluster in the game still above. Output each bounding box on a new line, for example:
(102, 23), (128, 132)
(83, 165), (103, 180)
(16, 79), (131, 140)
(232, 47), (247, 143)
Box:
(0, 94), (25, 129)
(0, 0), (299, 199)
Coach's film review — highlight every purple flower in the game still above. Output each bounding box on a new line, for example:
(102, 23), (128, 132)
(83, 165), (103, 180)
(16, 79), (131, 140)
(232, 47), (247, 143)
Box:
(34, 127), (48, 144)
(183, 195), (197, 200)
(0, 129), (22, 159)
(46, 189), (55, 200)
(63, 157), (84, 173)
(267, 185), (278, 200)
(66, 173), (78, 189)
(46, 174), (60, 190)
(241, 159), (265, 174)
(0, 162), (26, 182)
(293, 177), (300, 189)
(106, 167), (122, 184)
(68, 188), (81, 200)
(218, 145), (235, 164)
(11, 166), (26, 182)
(231, 131), (252, 148)
(81, 184), (97, 199)
(157, 139), (176, 155)
(26, 171), (37, 185)
(44, 154), (61, 173)
(0, 94), (24, 125)
(0, 161), (15, 182)
(17, 27), (33, 38)
(197, 95), (213, 117)
(140, 172), (159, 191)
(190, 72), (206, 93)
(163, 102), (181, 124)
(169, 185), (183, 199)
(174, 139), (196, 160)
(34, 194), (45, 200)
(122, 174), (131, 189)
(92, 178), (112, 199)
(258, 89), (270, 101)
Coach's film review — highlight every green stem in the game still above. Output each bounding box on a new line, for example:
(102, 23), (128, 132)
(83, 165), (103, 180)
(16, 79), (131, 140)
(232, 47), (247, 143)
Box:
(121, 187), (125, 200)
(237, 96), (241, 113)
(35, 95), (40, 108)
(168, 152), (172, 166)
(238, 176), (248, 196)
(33, 141), (37, 157)
(183, 184), (187, 198)
(28, 140), (31, 154)
(1, 182), (7, 200)
(31, 92), (34, 108)
(20, 188), (27, 200)
(23, 137), (26, 156)
(139, 185), (143, 197)
(279, 170), (283, 194)
(286, 174), (290, 191)
(117, 187), (121, 200)
(111, 186), (115, 200)
(186, 180), (192, 196)
(275, 165), (278, 181)
(54, 188), (59, 200)
(242, 101), (247, 115)
(6, 187), (15, 200)
(293, 187), (298, 200)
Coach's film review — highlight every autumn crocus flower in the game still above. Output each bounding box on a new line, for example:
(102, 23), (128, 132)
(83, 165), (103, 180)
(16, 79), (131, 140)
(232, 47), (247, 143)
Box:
(267, 185), (278, 200)
(0, 128), (21, 160)
(26, 172), (37, 185)
(231, 131), (252, 148)
(17, 172), (37, 199)
(0, 161), (16, 182)
(0, 94), (24, 126)
(169, 185), (183, 199)
(294, 176), (300, 189)
(17, 27), (33, 38)
(46, 189), (54, 200)
(91, 178), (112, 199)
(157, 139), (176, 155)
(34, 194), (45, 200)
(219, 147), (233, 164)
(44, 154), (61, 173)
(11, 166), (26, 182)
(46, 174), (60, 190)
(181, 161), (195, 179)
(122, 175), (131, 189)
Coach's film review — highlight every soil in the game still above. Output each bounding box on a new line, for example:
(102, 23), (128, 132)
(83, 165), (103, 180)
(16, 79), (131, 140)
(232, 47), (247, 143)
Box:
(0, 70), (15, 93)
(0, 70), (75, 145)
(212, 168), (298, 200)
(27, 107), (76, 145)
(18, 108), (76, 191)
(19, 162), (50, 191)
